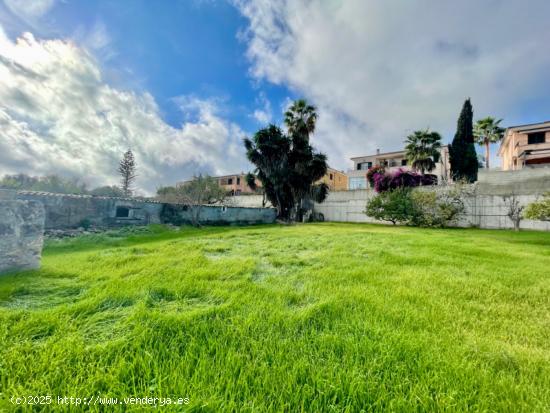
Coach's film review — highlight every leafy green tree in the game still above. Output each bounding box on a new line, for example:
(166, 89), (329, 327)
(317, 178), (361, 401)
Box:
(365, 188), (417, 225)
(118, 149), (137, 196)
(245, 99), (328, 221)
(524, 193), (550, 221)
(449, 99), (478, 182)
(473, 117), (504, 169)
(157, 175), (226, 227)
(404, 129), (442, 174)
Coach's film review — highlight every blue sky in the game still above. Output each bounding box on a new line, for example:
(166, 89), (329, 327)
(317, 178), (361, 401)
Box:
(1, 0), (549, 193)
(0, 0), (292, 130)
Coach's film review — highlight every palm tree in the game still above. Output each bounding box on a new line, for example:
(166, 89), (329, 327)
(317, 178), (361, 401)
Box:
(473, 117), (504, 169)
(245, 99), (328, 221)
(404, 129), (442, 174)
(284, 99), (317, 136)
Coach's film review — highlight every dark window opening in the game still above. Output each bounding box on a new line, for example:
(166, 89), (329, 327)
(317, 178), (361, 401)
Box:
(330, 173), (333, 180)
(228, 178), (233, 185)
(116, 206), (130, 218)
(528, 132), (546, 145)
(367, 162), (372, 169)
(401, 159), (408, 166)
(237, 177), (241, 185)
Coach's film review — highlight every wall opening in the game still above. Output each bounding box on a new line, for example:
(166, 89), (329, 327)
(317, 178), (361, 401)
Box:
(115, 206), (130, 218)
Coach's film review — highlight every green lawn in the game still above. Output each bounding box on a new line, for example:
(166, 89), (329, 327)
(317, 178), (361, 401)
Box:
(1, 223), (549, 412)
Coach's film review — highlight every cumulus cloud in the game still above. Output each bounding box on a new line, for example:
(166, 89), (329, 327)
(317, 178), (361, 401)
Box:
(0, 27), (249, 194)
(252, 91), (272, 124)
(234, 0), (550, 169)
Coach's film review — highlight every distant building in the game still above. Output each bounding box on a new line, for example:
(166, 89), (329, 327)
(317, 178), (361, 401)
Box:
(317, 167), (348, 191)
(498, 121), (550, 170)
(185, 168), (347, 195)
(347, 146), (450, 190)
(214, 173), (260, 195)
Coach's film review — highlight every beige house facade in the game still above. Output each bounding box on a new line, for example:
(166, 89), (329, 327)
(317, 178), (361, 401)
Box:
(347, 146), (451, 189)
(497, 121), (550, 171)
(317, 168), (348, 191)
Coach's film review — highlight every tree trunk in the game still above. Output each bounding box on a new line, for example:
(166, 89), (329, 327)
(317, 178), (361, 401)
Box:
(485, 140), (490, 169)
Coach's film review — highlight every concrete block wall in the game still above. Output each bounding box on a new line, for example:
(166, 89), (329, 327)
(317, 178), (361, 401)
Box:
(477, 167), (550, 195)
(162, 204), (277, 225)
(0, 200), (45, 274)
(314, 186), (550, 231)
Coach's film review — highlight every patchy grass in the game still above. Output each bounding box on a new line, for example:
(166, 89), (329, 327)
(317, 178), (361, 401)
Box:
(1, 223), (549, 412)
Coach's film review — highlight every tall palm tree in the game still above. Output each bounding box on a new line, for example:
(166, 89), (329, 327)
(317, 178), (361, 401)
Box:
(404, 129), (442, 174)
(284, 99), (317, 136)
(473, 117), (504, 169)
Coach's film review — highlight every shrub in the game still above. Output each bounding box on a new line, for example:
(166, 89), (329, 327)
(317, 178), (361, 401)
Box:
(411, 188), (464, 227)
(373, 172), (392, 193)
(524, 193), (550, 221)
(371, 168), (437, 193)
(366, 186), (466, 227)
(366, 165), (386, 187)
(365, 188), (418, 225)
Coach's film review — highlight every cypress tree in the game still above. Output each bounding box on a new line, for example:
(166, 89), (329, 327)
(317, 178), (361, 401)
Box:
(449, 99), (478, 182)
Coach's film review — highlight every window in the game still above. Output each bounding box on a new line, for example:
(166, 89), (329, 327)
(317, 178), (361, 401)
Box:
(330, 173), (333, 180)
(367, 162), (372, 169)
(115, 206), (130, 218)
(401, 159), (408, 166)
(228, 178), (233, 185)
(237, 177), (241, 185)
(528, 132), (546, 145)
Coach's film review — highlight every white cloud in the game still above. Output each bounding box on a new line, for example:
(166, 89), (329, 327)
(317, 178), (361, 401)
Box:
(234, 0), (550, 169)
(4, 0), (55, 19)
(252, 91), (272, 124)
(3, 0), (55, 29)
(0, 27), (249, 194)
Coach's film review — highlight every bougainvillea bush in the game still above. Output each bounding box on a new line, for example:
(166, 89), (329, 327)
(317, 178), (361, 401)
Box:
(369, 168), (437, 193)
(366, 165), (386, 187)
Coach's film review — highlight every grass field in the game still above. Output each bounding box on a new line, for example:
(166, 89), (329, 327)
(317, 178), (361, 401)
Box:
(1, 223), (549, 412)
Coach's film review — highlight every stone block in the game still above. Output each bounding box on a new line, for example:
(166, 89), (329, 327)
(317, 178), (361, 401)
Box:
(0, 200), (45, 274)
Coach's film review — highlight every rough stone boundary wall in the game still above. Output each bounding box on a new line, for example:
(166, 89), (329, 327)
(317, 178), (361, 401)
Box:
(0, 200), (45, 274)
(314, 186), (550, 231)
(0, 190), (277, 229)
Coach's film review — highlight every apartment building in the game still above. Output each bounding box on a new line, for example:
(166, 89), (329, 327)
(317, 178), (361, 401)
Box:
(317, 167), (348, 191)
(215, 174), (260, 195)
(347, 146), (450, 189)
(498, 121), (550, 170)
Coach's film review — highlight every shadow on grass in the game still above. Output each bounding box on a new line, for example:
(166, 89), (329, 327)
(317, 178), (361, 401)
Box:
(43, 224), (278, 256)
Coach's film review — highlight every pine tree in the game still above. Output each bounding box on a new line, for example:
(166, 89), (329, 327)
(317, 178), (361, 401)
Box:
(449, 99), (478, 182)
(118, 149), (137, 196)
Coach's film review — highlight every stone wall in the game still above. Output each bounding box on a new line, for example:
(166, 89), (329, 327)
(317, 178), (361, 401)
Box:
(8, 190), (164, 229)
(0, 200), (45, 274)
(0, 189), (277, 229)
(314, 185), (550, 231)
